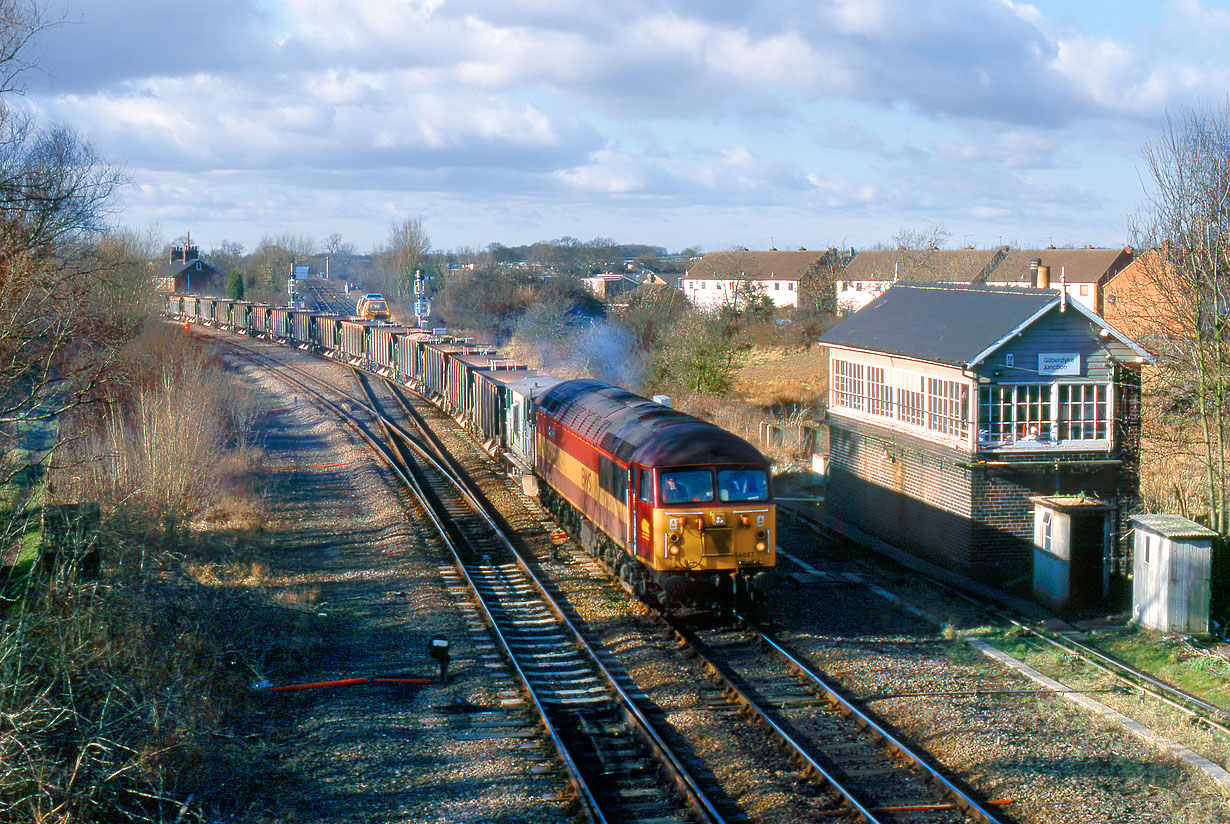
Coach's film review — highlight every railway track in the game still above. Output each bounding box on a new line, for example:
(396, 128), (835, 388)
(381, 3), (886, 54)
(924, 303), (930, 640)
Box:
(678, 620), (1009, 823)
(208, 334), (726, 823)
(303, 276), (355, 315)
(352, 369), (727, 824)
(374, 365), (1012, 824)
(783, 505), (1230, 744)
(198, 325), (1230, 821)
(166, 313), (1230, 820)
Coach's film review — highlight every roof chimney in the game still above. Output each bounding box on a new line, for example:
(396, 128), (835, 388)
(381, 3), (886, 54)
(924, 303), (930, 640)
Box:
(1035, 264), (1050, 289)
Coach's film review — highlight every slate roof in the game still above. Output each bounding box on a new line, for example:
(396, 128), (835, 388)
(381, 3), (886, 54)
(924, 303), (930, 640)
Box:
(987, 247), (1133, 285)
(841, 248), (1004, 284)
(819, 282), (1063, 366)
(152, 259), (222, 281)
(687, 249), (831, 282)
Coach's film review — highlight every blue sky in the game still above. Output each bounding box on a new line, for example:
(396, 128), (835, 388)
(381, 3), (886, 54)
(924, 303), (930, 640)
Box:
(21, 0), (1230, 255)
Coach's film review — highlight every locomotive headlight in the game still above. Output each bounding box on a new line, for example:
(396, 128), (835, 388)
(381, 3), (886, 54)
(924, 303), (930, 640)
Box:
(739, 514), (750, 528)
(755, 529), (767, 541)
(668, 532), (681, 545)
(713, 514), (726, 526)
(668, 543), (680, 556)
(756, 541), (767, 552)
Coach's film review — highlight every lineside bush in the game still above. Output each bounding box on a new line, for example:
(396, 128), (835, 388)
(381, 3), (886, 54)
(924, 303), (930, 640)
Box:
(0, 326), (307, 822)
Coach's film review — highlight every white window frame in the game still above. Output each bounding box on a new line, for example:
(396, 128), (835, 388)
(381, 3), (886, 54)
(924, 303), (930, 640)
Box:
(978, 381), (1112, 449)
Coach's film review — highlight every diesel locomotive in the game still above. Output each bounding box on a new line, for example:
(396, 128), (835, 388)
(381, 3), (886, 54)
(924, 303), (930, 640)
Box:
(166, 292), (776, 614)
(537, 380), (774, 613)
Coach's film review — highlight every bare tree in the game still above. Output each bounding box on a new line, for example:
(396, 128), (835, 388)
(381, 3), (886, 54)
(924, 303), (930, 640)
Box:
(886, 223), (952, 281)
(615, 284), (691, 349)
(1130, 105), (1230, 532)
(0, 0), (51, 95)
(322, 232), (355, 257)
(380, 217), (430, 298)
(207, 239), (245, 276)
(654, 308), (747, 394)
(246, 234), (313, 295)
(0, 108), (127, 492)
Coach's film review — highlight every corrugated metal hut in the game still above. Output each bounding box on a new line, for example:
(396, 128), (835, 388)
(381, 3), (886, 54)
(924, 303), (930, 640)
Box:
(1131, 515), (1217, 633)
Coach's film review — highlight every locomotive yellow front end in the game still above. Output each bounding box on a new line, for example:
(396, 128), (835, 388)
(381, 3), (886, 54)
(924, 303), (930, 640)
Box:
(654, 503), (775, 573)
(642, 465), (775, 613)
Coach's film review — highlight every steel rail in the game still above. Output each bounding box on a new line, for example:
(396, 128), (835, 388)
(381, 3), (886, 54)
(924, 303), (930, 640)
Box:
(1006, 619), (1230, 737)
(393, 372), (1001, 823)
(742, 620), (1009, 824)
(209, 337), (612, 823)
(669, 621), (889, 823)
(364, 375), (728, 824)
(201, 324), (1004, 822)
(789, 503), (1230, 744)
(208, 339), (723, 822)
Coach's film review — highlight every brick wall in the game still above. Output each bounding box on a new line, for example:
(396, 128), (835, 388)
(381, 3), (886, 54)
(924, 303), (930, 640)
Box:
(828, 422), (977, 576)
(828, 366), (1145, 591)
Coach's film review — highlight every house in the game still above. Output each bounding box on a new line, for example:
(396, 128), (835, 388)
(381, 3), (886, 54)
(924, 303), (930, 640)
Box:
(836, 247), (1008, 313)
(984, 247), (1134, 315)
(1100, 249), (1181, 343)
(151, 244), (224, 294)
(582, 273), (641, 301)
(818, 282), (1152, 599)
(682, 248), (837, 310)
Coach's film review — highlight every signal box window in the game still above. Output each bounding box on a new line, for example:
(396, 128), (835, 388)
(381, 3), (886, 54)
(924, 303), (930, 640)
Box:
(660, 470), (714, 504)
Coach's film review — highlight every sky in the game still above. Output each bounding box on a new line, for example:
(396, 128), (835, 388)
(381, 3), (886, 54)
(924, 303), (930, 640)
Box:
(18, 0), (1230, 256)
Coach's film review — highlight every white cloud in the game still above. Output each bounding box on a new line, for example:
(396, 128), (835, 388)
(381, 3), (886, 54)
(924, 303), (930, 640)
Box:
(557, 149), (647, 193)
(16, 0), (1227, 251)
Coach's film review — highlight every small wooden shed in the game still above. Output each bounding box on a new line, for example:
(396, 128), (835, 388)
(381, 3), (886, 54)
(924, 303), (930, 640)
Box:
(1131, 514), (1218, 633)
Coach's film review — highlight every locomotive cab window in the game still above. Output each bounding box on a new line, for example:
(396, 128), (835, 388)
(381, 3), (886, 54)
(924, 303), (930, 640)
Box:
(638, 468), (651, 502)
(718, 469), (768, 502)
(660, 470), (714, 504)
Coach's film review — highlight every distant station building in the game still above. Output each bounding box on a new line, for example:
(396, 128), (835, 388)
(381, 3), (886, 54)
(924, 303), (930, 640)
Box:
(819, 282), (1152, 600)
(152, 242), (223, 294)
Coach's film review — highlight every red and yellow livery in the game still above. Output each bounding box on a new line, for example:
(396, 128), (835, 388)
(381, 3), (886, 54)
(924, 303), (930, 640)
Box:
(536, 379), (775, 614)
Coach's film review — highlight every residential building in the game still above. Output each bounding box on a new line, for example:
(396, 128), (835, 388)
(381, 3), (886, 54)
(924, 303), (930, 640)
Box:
(985, 247), (1134, 315)
(582, 273), (641, 301)
(1100, 249), (1181, 343)
(836, 247), (1009, 313)
(682, 248), (837, 310)
(151, 243), (224, 294)
(819, 282), (1151, 600)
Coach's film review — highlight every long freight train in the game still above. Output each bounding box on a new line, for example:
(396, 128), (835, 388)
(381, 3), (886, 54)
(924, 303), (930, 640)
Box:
(166, 293), (775, 614)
